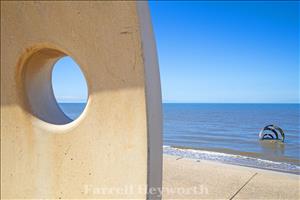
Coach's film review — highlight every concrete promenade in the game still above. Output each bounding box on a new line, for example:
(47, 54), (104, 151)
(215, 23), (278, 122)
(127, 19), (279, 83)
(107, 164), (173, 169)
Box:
(163, 155), (300, 199)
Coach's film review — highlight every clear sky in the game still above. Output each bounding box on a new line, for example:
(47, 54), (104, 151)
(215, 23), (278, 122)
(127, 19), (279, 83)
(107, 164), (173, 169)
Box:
(149, 1), (299, 103)
(52, 1), (299, 103)
(52, 56), (88, 103)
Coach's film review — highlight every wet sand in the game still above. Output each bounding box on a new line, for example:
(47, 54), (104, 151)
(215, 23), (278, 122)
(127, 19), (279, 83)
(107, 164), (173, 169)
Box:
(163, 154), (300, 199)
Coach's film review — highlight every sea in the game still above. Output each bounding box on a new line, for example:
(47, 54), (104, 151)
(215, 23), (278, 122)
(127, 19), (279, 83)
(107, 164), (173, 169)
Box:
(59, 103), (300, 174)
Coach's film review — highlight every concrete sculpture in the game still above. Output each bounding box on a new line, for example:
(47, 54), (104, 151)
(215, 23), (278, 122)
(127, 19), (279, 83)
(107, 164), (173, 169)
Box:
(1, 1), (162, 199)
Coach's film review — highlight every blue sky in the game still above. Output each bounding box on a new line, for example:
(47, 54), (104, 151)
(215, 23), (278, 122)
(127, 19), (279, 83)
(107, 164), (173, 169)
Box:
(52, 1), (299, 103)
(150, 1), (299, 103)
(52, 56), (88, 103)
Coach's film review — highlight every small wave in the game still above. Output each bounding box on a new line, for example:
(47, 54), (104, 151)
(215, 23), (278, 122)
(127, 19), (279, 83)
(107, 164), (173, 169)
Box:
(163, 146), (300, 175)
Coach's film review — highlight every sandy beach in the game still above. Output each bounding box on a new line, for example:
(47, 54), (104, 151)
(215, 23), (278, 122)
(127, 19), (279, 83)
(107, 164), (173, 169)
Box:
(163, 154), (300, 199)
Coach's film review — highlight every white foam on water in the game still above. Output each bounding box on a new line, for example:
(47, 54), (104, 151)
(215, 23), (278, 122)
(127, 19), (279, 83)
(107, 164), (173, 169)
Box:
(163, 146), (300, 174)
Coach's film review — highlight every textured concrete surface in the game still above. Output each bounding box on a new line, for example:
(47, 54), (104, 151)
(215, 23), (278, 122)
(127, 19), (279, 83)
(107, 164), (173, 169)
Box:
(1, 1), (162, 199)
(163, 155), (300, 199)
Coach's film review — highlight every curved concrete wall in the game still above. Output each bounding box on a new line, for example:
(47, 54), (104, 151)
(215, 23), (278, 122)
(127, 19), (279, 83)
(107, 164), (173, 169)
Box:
(1, 1), (162, 199)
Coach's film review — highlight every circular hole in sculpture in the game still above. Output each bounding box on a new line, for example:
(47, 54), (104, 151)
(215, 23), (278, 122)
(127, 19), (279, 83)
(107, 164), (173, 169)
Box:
(22, 48), (88, 125)
(51, 56), (88, 121)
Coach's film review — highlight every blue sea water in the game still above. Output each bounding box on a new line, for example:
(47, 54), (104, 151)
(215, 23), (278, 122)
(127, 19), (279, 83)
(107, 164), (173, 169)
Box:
(58, 103), (86, 120)
(59, 103), (300, 173)
(163, 103), (300, 174)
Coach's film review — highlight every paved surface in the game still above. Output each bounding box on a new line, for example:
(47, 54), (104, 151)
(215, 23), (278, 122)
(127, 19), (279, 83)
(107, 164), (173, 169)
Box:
(163, 155), (300, 199)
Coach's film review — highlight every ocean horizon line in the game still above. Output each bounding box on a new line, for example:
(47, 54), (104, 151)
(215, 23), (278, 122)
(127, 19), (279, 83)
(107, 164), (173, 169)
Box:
(58, 102), (300, 104)
(162, 102), (300, 104)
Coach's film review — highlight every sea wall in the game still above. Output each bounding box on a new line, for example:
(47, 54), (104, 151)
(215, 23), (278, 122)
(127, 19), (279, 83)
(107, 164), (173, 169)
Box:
(1, 1), (162, 199)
